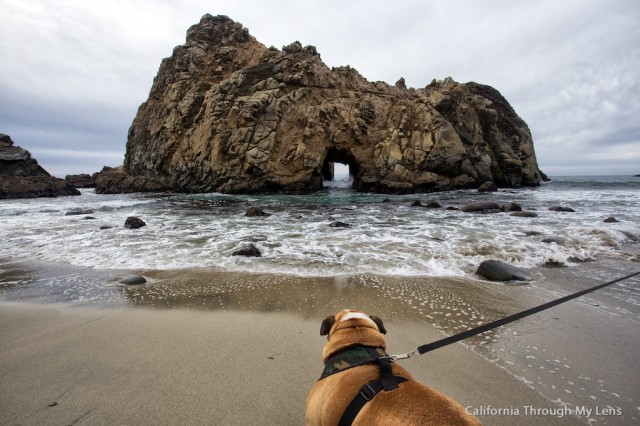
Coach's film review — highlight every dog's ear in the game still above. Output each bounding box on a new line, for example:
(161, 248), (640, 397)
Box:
(369, 315), (387, 334)
(320, 315), (336, 336)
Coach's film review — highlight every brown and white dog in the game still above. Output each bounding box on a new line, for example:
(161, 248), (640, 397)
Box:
(306, 309), (481, 425)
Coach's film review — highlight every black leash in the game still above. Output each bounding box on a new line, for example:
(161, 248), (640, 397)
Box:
(384, 270), (640, 361)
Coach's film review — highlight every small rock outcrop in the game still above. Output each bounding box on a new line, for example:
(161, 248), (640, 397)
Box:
(542, 237), (565, 245)
(0, 134), (80, 199)
(476, 260), (531, 281)
(125, 217), (147, 229)
(549, 206), (575, 212)
(245, 207), (270, 217)
(232, 243), (262, 257)
(460, 201), (501, 213)
(329, 221), (350, 228)
(501, 203), (522, 212)
(65, 173), (98, 188)
(510, 211), (538, 217)
(96, 14), (546, 195)
(119, 275), (147, 285)
(65, 209), (95, 216)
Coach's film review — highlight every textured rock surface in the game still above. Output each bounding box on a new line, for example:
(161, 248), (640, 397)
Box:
(124, 217), (147, 229)
(232, 243), (262, 257)
(65, 173), (98, 188)
(96, 14), (546, 195)
(0, 133), (80, 199)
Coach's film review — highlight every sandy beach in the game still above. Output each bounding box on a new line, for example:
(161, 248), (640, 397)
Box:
(1, 258), (638, 425)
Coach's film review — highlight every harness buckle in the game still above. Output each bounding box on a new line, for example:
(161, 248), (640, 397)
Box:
(359, 383), (377, 401)
(381, 348), (417, 362)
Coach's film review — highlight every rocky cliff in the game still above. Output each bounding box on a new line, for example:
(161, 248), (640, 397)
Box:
(96, 14), (546, 194)
(0, 134), (80, 199)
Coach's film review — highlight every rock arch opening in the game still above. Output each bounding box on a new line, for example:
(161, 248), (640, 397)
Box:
(321, 148), (359, 189)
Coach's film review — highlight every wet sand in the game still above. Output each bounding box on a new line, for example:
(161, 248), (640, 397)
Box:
(1, 258), (639, 425)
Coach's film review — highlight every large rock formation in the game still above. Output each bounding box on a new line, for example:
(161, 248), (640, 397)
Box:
(0, 134), (80, 199)
(96, 14), (546, 194)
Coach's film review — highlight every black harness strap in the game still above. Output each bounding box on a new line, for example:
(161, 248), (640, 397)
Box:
(338, 358), (408, 426)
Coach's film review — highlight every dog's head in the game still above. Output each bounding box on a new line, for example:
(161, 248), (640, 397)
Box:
(319, 309), (387, 361)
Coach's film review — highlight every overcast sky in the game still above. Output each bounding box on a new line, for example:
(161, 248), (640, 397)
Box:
(1, 0), (638, 177)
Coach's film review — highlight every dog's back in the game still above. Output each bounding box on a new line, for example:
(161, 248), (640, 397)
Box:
(306, 362), (481, 425)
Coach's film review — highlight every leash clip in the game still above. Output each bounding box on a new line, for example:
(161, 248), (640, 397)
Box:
(383, 348), (418, 363)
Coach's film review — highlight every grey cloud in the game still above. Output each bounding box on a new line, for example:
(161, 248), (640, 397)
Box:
(1, 0), (639, 177)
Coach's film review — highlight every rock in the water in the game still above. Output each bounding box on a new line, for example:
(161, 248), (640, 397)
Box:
(425, 201), (442, 208)
(94, 14), (546, 195)
(603, 217), (619, 223)
(0, 133), (81, 199)
(329, 221), (350, 228)
(549, 206), (575, 212)
(501, 203), (522, 212)
(65, 173), (98, 188)
(410, 199), (423, 207)
(65, 209), (95, 216)
(125, 217), (146, 229)
(478, 181), (498, 192)
(245, 207), (270, 217)
(510, 211), (538, 217)
(232, 243), (262, 257)
(542, 237), (565, 245)
(476, 260), (531, 281)
(119, 275), (147, 285)
(460, 201), (501, 213)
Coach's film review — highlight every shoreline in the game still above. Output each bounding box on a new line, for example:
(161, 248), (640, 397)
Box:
(1, 257), (639, 424)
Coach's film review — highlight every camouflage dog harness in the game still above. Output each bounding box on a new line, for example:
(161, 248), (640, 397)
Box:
(320, 345), (388, 379)
(318, 345), (409, 426)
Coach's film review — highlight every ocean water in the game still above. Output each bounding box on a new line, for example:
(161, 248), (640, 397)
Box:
(1, 176), (638, 277)
(2, 175), (640, 424)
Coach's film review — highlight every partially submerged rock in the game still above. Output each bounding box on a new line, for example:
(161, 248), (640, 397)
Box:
(65, 209), (95, 216)
(125, 217), (147, 229)
(476, 260), (531, 281)
(329, 221), (350, 228)
(232, 243), (262, 257)
(510, 211), (538, 217)
(542, 237), (565, 245)
(119, 275), (147, 285)
(460, 201), (501, 213)
(501, 203), (522, 212)
(245, 207), (271, 217)
(549, 206), (575, 212)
